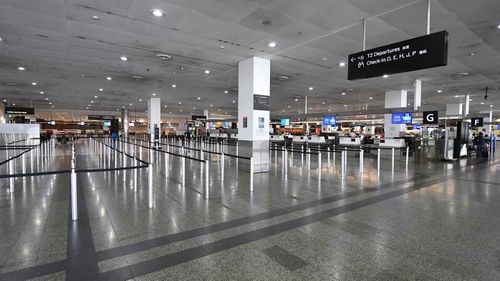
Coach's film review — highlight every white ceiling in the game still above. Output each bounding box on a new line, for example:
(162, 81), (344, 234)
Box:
(0, 0), (499, 119)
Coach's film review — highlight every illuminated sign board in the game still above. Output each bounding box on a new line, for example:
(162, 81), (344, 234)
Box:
(280, 119), (290, 126)
(392, 112), (413, 124)
(322, 116), (337, 126)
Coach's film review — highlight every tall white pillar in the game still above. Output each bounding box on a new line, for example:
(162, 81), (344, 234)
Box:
(121, 108), (129, 137)
(414, 80), (422, 111)
(203, 109), (209, 120)
(148, 98), (161, 143)
(238, 57), (270, 173)
(304, 96), (308, 115)
(384, 90), (407, 138)
(464, 95), (470, 116)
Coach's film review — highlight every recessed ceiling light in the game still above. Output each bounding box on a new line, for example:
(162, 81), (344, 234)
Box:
(120, 56), (128, 61)
(164, 105), (167, 108)
(224, 90), (228, 94)
(94, 95), (98, 98)
(369, 97), (373, 100)
(151, 9), (165, 17)
(156, 53), (172, 60)
(454, 95), (460, 97)
(496, 24), (500, 29)
(40, 91), (44, 94)
(468, 52), (475, 56)
(139, 99), (143, 102)
(179, 109), (183, 112)
(12, 103), (15, 106)
(490, 105), (494, 107)
(45, 97), (49, 100)
(339, 61), (346, 67)
(321, 58), (328, 62)
(268, 42), (277, 48)
(48, 102), (52, 105)
(90, 100), (94, 103)
(382, 74), (389, 78)
(18, 66), (25, 71)
(220, 45), (225, 49)
(341, 92), (346, 95)
(308, 86), (314, 91)
(209, 104), (213, 107)
(31, 82), (37, 86)
(2, 99), (6, 102)
(193, 107), (196, 110)
(321, 101), (325, 105)
(437, 90), (443, 93)
(232, 100), (235, 103)
(172, 84), (176, 88)
(51, 105), (55, 108)
(197, 97), (201, 100)
(99, 88), (103, 91)
(129, 103), (133, 106)
(106, 77), (112, 81)
(480, 102), (484, 105)
(0, 37), (2, 42)
(178, 101), (182, 104)
(204, 69), (211, 74)
(91, 15), (99, 20)
(294, 98), (298, 102)
(152, 93), (156, 96)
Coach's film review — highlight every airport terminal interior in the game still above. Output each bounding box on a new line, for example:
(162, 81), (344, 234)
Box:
(1, 0), (500, 280)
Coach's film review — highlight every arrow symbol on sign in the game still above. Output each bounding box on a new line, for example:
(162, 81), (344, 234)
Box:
(350, 57), (355, 63)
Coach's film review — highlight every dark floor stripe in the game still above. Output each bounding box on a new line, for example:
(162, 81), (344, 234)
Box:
(94, 174), (428, 261)
(262, 246), (309, 271)
(458, 178), (500, 186)
(100, 176), (449, 281)
(65, 173), (100, 281)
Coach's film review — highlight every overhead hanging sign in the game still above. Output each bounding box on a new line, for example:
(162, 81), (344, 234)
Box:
(322, 116), (337, 126)
(348, 31), (448, 80)
(5, 107), (35, 115)
(423, 111), (439, 125)
(88, 115), (114, 121)
(471, 117), (483, 127)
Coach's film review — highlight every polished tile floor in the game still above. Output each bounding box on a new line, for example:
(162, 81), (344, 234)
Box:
(0, 139), (499, 280)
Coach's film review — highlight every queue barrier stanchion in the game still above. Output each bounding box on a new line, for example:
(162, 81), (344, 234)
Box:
(250, 157), (254, 192)
(405, 146), (409, 170)
(71, 144), (78, 221)
(8, 158), (14, 193)
(204, 160), (210, 199)
(318, 152), (322, 181)
(148, 162), (154, 209)
(221, 152), (224, 183)
(182, 153), (186, 187)
(391, 147), (395, 172)
(377, 148), (381, 174)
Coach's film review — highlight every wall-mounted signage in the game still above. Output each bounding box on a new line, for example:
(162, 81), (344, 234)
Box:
(223, 121), (229, 128)
(5, 107), (35, 115)
(280, 118), (290, 126)
(243, 117), (248, 128)
(348, 31), (448, 80)
(88, 115), (114, 121)
(253, 95), (269, 111)
(423, 111), (439, 125)
(103, 121), (111, 127)
(471, 117), (483, 127)
(322, 116), (337, 126)
(392, 112), (413, 124)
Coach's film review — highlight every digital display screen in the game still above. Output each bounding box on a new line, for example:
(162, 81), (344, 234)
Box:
(322, 116), (336, 126)
(280, 119), (290, 126)
(223, 121), (229, 128)
(103, 121), (111, 127)
(392, 112), (412, 124)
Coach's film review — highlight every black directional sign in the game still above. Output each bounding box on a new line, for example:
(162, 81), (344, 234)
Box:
(423, 111), (439, 125)
(348, 31), (448, 80)
(253, 94), (269, 111)
(471, 117), (483, 127)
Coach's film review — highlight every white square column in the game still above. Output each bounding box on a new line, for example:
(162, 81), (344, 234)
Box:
(148, 98), (161, 143)
(384, 90), (407, 138)
(238, 57), (270, 173)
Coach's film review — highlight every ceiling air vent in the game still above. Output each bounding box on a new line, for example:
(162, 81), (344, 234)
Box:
(278, 75), (289, 81)
(131, 75), (143, 80)
(156, 54), (172, 60)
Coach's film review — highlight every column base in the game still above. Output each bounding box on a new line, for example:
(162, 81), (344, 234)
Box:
(238, 140), (269, 173)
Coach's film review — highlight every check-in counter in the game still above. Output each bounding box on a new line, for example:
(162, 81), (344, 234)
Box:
(292, 136), (307, 143)
(379, 139), (405, 148)
(308, 135), (326, 144)
(270, 135), (285, 142)
(339, 137), (361, 146)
